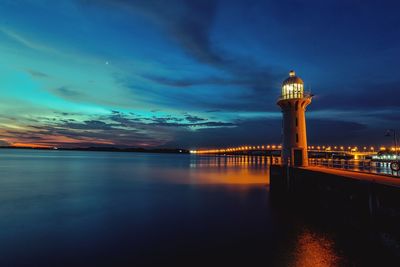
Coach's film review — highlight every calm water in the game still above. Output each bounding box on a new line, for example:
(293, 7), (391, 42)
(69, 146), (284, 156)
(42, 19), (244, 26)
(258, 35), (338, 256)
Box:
(0, 149), (397, 266)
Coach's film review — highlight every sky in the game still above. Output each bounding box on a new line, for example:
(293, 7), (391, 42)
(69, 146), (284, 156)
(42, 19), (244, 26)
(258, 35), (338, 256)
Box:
(0, 0), (399, 149)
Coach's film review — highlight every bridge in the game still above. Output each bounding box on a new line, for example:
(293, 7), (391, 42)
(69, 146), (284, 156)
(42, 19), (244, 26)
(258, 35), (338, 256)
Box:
(190, 144), (388, 159)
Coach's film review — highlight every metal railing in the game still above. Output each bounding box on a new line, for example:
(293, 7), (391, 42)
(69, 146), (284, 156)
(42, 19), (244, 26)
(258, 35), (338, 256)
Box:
(309, 158), (400, 177)
(277, 91), (313, 102)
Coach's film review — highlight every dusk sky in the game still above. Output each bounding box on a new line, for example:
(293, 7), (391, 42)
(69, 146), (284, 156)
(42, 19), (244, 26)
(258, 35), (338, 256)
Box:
(0, 0), (399, 149)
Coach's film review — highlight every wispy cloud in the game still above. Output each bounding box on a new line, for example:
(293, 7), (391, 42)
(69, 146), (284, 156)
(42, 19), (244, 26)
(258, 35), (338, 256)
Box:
(25, 69), (49, 78)
(81, 0), (281, 109)
(0, 110), (236, 147)
(0, 139), (10, 146)
(312, 80), (400, 111)
(0, 27), (57, 53)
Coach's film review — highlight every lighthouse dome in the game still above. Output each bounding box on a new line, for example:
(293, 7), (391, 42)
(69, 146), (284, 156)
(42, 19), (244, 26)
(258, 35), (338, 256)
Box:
(282, 70), (304, 86)
(281, 70), (304, 100)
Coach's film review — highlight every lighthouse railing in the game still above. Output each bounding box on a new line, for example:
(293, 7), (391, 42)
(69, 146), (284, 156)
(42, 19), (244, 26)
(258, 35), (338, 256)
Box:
(277, 91), (313, 102)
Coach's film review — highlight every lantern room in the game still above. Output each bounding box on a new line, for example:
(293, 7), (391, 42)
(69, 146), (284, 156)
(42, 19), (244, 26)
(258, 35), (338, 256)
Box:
(281, 70), (304, 100)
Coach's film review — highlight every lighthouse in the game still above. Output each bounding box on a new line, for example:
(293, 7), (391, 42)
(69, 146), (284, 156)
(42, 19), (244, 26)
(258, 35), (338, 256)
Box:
(277, 70), (312, 167)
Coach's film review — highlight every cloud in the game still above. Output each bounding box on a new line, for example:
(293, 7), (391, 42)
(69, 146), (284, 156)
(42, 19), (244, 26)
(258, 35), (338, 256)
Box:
(23, 120), (160, 147)
(26, 69), (49, 78)
(149, 120), (235, 128)
(164, 117), (375, 149)
(107, 110), (232, 129)
(312, 80), (400, 111)
(0, 108), (389, 148)
(56, 86), (83, 98)
(81, 0), (281, 110)
(164, 118), (280, 148)
(184, 114), (207, 123)
(307, 119), (368, 145)
(47, 86), (88, 102)
(141, 75), (239, 88)
(79, 0), (223, 66)
(362, 110), (400, 121)
(106, 0), (223, 66)
(0, 140), (10, 146)
(0, 27), (56, 53)
(0, 110), (237, 148)
(64, 120), (117, 130)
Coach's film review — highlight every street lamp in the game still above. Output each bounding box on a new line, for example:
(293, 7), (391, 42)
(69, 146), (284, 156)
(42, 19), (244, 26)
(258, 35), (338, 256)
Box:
(385, 129), (398, 156)
(385, 129), (399, 172)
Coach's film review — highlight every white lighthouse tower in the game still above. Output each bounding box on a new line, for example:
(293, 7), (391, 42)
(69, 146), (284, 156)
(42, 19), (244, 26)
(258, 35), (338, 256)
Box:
(277, 70), (312, 167)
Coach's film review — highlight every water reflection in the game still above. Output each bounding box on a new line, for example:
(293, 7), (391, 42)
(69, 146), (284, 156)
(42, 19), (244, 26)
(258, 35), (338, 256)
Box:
(189, 155), (280, 168)
(183, 155), (273, 185)
(0, 150), (397, 266)
(292, 229), (340, 267)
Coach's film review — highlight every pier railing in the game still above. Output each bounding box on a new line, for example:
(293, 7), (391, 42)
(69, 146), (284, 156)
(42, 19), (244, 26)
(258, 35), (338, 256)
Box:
(308, 158), (399, 177)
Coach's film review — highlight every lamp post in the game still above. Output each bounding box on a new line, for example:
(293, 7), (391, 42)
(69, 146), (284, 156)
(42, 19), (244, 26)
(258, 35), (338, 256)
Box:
(385, 129), (398, 156)
(385, 129), (399, 172)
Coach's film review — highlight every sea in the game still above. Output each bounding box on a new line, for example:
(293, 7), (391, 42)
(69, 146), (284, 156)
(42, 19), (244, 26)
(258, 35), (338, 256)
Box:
(0, 149), (398, 266)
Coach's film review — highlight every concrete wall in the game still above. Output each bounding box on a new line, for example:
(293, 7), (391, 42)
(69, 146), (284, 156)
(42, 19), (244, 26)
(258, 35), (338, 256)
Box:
(270, 165), (400, 239)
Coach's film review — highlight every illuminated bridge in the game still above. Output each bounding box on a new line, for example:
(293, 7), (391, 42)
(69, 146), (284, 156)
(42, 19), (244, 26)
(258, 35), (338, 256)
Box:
(191, 145), (397, 160)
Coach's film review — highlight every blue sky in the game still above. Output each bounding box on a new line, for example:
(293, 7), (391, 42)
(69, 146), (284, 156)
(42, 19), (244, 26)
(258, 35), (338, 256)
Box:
(0, 0), (399, 148)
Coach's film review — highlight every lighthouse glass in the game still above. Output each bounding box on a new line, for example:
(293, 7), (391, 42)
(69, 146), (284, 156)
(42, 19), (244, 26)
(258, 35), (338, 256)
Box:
(282, 83), (303, 99)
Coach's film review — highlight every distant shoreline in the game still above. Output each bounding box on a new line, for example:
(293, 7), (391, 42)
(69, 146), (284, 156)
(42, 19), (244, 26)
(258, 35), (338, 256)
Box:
(0, 146), (190, 154)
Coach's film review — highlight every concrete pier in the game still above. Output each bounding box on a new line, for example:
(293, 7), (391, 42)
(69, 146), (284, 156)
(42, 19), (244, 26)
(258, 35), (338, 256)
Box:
(270, 165), (400, 222)
(269, 165), (400, 261)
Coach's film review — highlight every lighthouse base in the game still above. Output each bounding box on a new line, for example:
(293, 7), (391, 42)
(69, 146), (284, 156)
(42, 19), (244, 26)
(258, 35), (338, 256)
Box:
(282, 147), (308, 167)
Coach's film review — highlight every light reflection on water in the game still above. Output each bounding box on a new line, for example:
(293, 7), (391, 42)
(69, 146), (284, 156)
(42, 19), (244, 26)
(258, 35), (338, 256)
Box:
(185, 155), (270, 185)
(0, 149), (393, 266)
(292, 229), (340, 267)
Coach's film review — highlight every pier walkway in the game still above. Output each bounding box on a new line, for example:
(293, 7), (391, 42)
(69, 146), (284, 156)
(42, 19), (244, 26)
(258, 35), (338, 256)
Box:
(303, 166), (400, 188)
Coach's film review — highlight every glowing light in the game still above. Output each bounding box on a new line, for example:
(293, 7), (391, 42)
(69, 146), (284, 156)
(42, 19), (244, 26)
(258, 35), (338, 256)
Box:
(281, 71), (304, 100)
(12, 143), (51, 148)
(191, 144), (381, 155)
